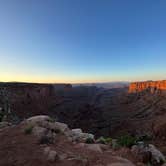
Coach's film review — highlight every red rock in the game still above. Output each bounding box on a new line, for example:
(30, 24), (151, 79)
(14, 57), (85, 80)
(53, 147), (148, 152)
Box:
(129, 80), (166, 93)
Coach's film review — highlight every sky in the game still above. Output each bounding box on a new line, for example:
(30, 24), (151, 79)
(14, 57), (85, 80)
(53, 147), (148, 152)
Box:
(0, 0), (166, 83)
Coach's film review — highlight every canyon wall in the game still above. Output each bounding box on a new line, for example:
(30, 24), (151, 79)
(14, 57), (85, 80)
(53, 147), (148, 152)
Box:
(129, 80), (166, 93)
(0, 83), (72, 121)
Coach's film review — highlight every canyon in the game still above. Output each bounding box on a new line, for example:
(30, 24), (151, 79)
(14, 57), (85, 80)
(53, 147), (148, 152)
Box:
(1, 81), (166, 165)
(1, 81), (166, 139)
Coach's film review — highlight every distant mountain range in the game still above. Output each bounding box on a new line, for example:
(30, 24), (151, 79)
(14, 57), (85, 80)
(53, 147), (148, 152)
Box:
(72, 82), (129, 89)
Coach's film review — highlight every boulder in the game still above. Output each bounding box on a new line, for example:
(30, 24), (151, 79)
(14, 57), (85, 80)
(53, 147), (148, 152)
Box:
(26, 115), (51, 126)
(53, 122), (69, 133)
(131, 145), (151, 163)
(26, 115), (69, 134)
(131, 144), (165, 164)
(148, 144), (165, 164)
(71, 128), (94, 142)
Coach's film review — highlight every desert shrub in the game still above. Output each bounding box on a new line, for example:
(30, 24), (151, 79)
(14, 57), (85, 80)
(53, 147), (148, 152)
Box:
(105, 137), (112, 144)
(97, 136), (112, 144)
(85, 137), (94, 144)
(112, 139), (120, 149)
(97, 136), (106, 144)
(117, 135), (136, 147)
(48, 118), (56, 123)
(24, 125), (33, 134)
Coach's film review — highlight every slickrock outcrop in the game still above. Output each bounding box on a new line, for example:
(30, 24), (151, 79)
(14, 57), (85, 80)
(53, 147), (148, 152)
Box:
(129, 80), (166, 93)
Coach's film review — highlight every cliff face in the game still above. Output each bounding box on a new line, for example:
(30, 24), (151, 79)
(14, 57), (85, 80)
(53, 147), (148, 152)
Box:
(0, 83), (72, 120)
(129, 80), (166, 93)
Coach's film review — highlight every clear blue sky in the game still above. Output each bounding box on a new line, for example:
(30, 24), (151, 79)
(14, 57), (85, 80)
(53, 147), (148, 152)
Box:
(0, 0), (166, 83)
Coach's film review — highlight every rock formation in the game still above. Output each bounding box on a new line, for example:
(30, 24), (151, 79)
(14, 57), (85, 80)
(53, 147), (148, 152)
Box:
(0, 83), (72, 121)
(129, 80), (166, 93)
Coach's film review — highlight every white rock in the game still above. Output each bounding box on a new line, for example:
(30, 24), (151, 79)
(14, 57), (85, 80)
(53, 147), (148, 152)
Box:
(54, 122), (69, 133)
(72, 128), (83, 134)
(47, 150), (58, 161)
(81, 133), (94, 140)
(148, 144), (165, 164)
(71, 128), (94, 142)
